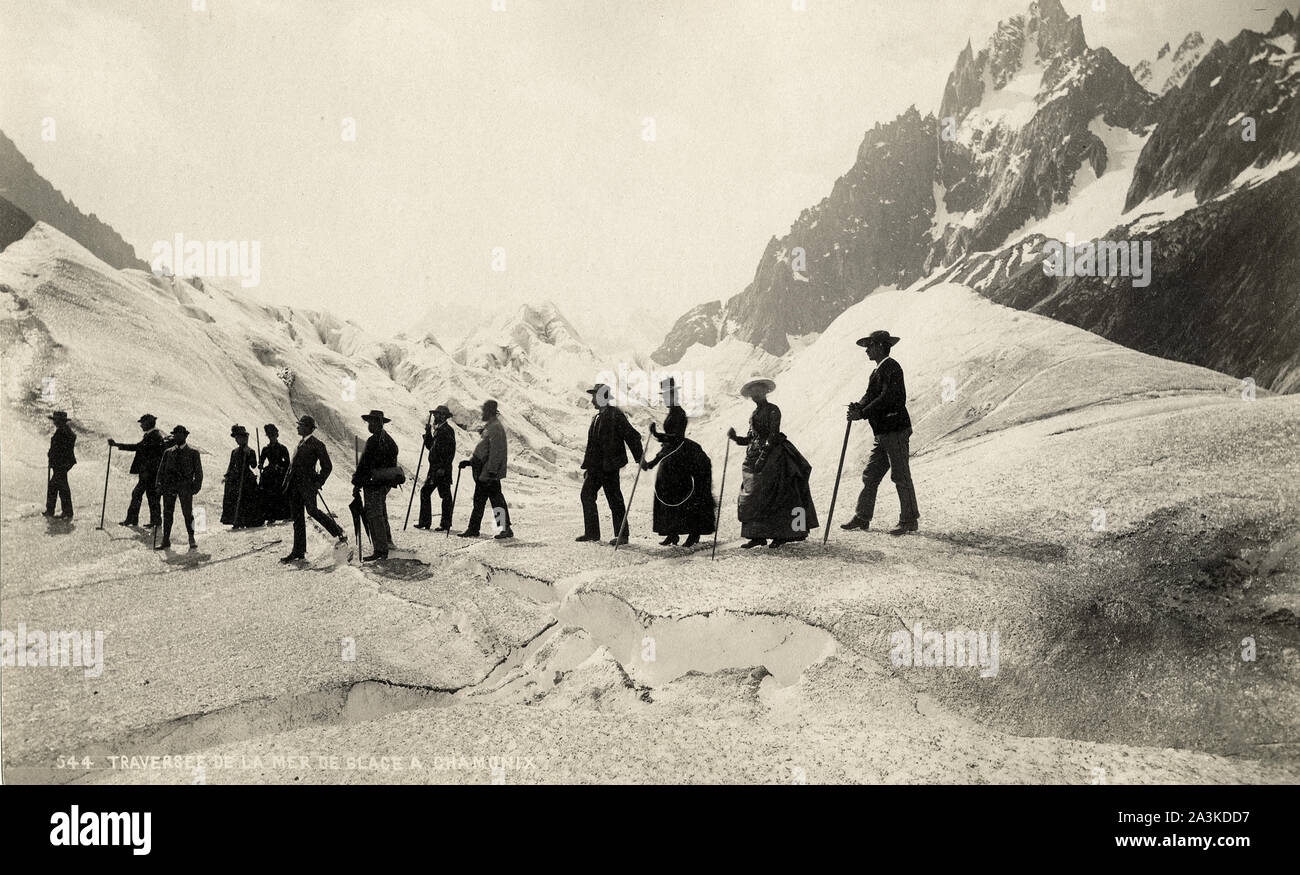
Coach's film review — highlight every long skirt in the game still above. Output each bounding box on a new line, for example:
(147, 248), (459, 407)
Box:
(651, 439), (716, 535)
(737, 438), (819, 540)
(221, 470), (262, 526)
(259, 466), (292, 522)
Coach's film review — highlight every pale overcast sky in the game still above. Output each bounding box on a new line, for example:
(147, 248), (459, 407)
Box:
(1, 0), (1291, 344)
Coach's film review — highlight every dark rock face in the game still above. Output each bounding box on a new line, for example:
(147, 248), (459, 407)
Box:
(651, 107), (938, 363)
(0, 130), (147, 270)
(1127, 11), (1300, 208)
(927, 168), (1300, 393)
(0, 196), (35, 252)
(653, 2), (1300, 396)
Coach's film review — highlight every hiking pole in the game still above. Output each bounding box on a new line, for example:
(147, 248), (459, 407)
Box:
(711, 435), (731, 561)
(404, 411), (434, 530)
(446, 464), (462, 539)
(823, 419), (853, 545)
(317, 488), (335, 519)
(613, 428), (652, 551)
(96, 444), (112, 529)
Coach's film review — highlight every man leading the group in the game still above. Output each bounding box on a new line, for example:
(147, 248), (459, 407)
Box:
(44, 410), (77, 518)
(841, 329), (920, 536)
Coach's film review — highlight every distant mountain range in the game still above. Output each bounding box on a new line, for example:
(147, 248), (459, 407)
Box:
(653, 1), (1300, 393)
(0, 130), (147, 271)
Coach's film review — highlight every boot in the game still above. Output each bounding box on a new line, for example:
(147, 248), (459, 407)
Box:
(608, 534), (629, 546)
(741, 538), (767, 549)
(494, 529), (514, 540)
(659, 535), (679, 546)
(682, 533), (700, 547)
(840, 516), (870, 531)
(457, 530), (480, 539)
(888, 521), (919, 536)
(574, 534), (600, 542)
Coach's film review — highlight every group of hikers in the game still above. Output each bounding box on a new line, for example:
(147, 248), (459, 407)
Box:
(42, 329), (921, 560)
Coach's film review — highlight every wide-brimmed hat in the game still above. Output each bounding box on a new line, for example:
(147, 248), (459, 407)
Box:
(49, 410), (69, 422)
(230, 424), (248, 437)
(171, 424), (189, 437)
(585, 383), (613, 406)
(361, 409), (391, 423)
(740, 378), (776, 399)
(432, 405), (453, 419)
(856, 330), (900, 348)
(138, 413), (157, 425)
(296, 415), (316, 431)
(264, 423), (279, 436)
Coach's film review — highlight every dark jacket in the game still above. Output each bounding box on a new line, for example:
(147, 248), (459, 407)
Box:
(582, 405), (643, 472)
(353, 430), (399, 487)
(474, 420), (508, 480)
(285, 434), (333, 499)
(48, 424), (77, 471)
(735, 400), (782, 470)
(853, 357), (911, 435)
(422, 422), (456, 478)
(118, 428), (172, 475)
(260, 442), (290, 476)
(156, 444), (203, 495)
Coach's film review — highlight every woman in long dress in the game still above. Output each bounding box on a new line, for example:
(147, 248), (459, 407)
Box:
(259, 423), (292, 524)
(642, 378), (715, 547)
(726, 378), (819, 549)
(221, 424), (262, 528)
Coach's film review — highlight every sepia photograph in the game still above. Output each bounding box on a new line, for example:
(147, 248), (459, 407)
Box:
(1, 0), (1297, 852)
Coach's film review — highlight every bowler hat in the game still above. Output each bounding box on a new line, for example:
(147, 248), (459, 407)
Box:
(171, 424), (189, 437)
(585, 383), (613, 405)
(230, 425), (248, 437)
(264, 423), (279, 436)
(138, 413), (157, 425)
(49, 410), (68, 422)
(482, 399), (499, 415)
(296, 415), (316, 431)
(361, 409), (391, 423)
(739, 378), (776, 399)
(856, 330), (900, 348)
(432, 405), (453, 419)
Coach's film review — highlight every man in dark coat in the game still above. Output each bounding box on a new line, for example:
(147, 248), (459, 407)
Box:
(155, 425), (203, 550)
(258, 424), (292, 524)
(281, 414), (347, 562)
(353, 409), (399, 561)
(416, 405), (456, 531)
(221, 425), (261, 528)
(842, 329), (920, 536)
(576, 383), (643, 546)
(457, 399), (513, 539)
(109, 413), (172, 528)
(44, 410), (77, 518)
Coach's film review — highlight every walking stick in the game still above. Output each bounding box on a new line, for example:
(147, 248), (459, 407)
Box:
(317, 488), (335, 519)
(823, 420), (853, 545)
(711, 436), (732, 561)
(404, 411), (434, 530)
(97, 444), (112, 529)
(613, 428), (652, 551)
(446, 464), (462, 539)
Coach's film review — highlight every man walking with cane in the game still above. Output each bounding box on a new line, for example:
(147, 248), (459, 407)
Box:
(415, 405), (456, 531)
(575, 383), (643, 546)
(108, 413), (171, 530)
(281, 414), (348, 563)
(841, 330), (920, 536)
(457, 400), (513, 540)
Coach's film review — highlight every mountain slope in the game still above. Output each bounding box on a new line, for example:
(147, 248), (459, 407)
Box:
(0, 131), (147, 271)
(653, 2), (1300, 397)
